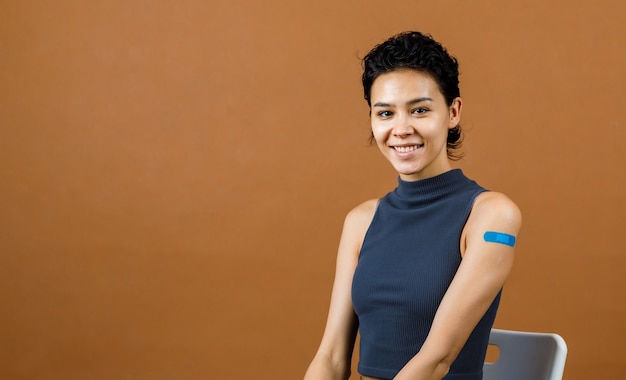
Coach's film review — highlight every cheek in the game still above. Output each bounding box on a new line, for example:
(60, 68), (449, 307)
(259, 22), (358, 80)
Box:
(371, 130), (387, 146)
(370, 122), (387, 140)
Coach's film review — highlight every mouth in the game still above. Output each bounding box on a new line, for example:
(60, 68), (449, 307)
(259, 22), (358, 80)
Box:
(392, 144), (423, 153)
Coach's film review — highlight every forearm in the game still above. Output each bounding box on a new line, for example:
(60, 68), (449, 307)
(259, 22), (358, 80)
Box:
(304, 351), (351, 380)
(393, 352), (451, 380)
(393, 331), (464, 380)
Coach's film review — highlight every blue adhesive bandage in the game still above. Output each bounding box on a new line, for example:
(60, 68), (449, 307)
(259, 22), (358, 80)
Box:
(483, 231), (516, 247)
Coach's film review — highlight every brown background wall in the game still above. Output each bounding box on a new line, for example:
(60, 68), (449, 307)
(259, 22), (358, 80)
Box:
(1, 1), (624, 379)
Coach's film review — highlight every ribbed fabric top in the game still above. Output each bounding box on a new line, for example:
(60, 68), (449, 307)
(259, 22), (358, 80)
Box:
(352, 169), (500, 380)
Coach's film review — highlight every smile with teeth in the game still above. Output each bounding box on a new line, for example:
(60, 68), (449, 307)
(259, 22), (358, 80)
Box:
(393, 144), (423, 153)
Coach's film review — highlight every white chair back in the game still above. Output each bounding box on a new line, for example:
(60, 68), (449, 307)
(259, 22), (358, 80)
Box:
(483, 328), (568, 380)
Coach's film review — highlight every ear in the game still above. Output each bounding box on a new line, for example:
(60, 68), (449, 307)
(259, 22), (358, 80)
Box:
(448, 97), (462, 129)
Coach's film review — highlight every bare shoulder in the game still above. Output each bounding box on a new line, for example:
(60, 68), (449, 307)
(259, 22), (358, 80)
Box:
(470, 191), (522, 232)
(462, 191), (522, 256)
(340, 199), (379, 250)
(346, 199), (378, 224)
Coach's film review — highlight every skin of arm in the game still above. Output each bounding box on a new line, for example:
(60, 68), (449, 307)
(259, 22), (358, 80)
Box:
(394, 191), (522, 380)
(304, 200), (378, 380)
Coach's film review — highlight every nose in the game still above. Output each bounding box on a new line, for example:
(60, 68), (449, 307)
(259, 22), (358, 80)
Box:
(392, 114), (414, 137)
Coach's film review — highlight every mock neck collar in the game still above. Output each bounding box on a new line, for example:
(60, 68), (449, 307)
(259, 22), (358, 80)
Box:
(392, 169), (469, 207)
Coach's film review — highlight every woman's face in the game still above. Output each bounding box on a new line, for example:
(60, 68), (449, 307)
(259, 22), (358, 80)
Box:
(370, 69), (462, 181)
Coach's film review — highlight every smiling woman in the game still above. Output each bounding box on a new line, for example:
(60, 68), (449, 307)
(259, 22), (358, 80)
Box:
(304, 31), (521, 380)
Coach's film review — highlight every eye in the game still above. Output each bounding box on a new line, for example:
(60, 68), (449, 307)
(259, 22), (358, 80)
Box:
(377, 110), (393, 119)
(412, 107), (428, 115)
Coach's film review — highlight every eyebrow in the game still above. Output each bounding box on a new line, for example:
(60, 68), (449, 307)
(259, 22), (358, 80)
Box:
(372, 97), (433, 108)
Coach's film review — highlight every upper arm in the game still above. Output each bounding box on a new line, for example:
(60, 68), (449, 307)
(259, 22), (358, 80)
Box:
(420, 191), (522, 365)
(314, 199), (378, 363)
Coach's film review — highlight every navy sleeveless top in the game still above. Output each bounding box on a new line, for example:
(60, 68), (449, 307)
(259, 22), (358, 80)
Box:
(352, 169), (500, 380)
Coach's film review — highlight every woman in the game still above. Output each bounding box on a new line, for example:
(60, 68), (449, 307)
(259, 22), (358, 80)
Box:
(304, 31), (521, 380)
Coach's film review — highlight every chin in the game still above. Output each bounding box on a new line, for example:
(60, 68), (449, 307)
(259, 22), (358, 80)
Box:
(394, 165), (422, 177)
